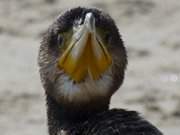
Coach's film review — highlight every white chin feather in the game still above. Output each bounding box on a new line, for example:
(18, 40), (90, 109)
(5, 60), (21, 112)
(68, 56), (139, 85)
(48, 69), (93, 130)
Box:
(55, 69), (113, 103)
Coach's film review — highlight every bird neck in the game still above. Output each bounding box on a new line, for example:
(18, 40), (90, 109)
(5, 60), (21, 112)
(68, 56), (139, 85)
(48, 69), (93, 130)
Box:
(46, 94), (110, 135)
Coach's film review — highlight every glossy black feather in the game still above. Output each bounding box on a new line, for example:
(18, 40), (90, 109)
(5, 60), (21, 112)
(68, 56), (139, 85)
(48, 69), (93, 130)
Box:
(81, 109), (162, 135)
(46, 95), (163, 135)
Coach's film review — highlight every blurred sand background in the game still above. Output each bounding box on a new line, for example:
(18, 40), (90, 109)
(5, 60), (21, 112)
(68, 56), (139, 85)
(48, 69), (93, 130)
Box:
(0, 0), (180, 134)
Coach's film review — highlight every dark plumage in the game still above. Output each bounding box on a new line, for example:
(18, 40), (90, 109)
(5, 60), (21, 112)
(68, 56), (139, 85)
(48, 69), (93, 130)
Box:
(38, 7), (163, 135)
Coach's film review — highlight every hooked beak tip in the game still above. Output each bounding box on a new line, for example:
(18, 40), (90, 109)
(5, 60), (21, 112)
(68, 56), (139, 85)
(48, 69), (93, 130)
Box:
(84, 12), (95, 32)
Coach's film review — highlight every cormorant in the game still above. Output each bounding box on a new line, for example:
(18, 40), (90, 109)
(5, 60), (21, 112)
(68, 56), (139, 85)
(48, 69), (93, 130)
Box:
(38, 7), (163, 135)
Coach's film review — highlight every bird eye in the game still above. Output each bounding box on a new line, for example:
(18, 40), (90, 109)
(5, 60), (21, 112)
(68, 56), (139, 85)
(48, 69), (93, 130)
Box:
(105, 32), (110, 42)
(96, 28), (110, 44)
(57, 35), (64, 46)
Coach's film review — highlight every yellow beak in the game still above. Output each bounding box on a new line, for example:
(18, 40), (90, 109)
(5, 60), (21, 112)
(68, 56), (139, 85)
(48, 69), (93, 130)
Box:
(58, 13), (112, 82)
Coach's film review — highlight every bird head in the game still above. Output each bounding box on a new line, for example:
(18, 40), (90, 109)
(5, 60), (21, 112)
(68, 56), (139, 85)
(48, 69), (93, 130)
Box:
(38, 7), (127, 108)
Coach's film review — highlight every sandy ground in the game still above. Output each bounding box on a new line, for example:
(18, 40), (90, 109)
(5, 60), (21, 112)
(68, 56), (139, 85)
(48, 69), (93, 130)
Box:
(0, 0), (180, 135)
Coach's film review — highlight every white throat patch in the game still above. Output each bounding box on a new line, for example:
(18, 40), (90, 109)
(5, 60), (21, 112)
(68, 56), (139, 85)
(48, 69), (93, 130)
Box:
(55, 69), (113, 103)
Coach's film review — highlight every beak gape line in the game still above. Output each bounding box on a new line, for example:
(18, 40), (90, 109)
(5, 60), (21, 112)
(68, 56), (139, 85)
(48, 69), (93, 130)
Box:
(58, 12), (112, 82)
